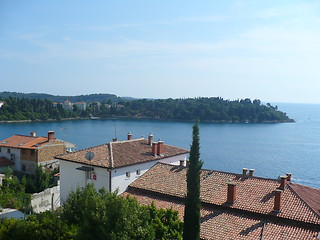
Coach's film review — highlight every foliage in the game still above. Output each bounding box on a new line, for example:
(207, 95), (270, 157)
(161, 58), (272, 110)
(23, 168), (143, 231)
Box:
(0, 210), (78, 240)
(63, 184), (183, 240)
(0, 184), (183, 239)
(25, 165), (57, 194)
(0, 96), (293, 123)
(183, 122), (203, 240)
(0, 174), (31, 212)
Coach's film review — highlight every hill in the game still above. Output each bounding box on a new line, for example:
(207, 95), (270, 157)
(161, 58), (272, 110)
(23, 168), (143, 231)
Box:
(0, 92), (122, 103)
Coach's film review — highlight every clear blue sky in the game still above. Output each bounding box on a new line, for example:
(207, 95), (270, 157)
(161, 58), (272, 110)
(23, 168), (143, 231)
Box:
(1, 0), (320, 103)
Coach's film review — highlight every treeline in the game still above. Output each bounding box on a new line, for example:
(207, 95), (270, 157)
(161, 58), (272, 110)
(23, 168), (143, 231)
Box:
(0, 96), (293, 123)
(109, 97), (293, 123)
(0, 97), (76, 121)
(0, 184), (183, 240)
(0, 91), (122, 103)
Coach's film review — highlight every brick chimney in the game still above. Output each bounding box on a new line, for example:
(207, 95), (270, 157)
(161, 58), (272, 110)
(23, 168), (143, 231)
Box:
(152, 142), (158, 156)
(48, 131), (55, 141)
(227, 183), (237, 204)
(286, 173), (292, 182)
(30, 131), (36, 137)
(157, 140), (164, 156)
(148, 134), (153, 145)
(127, 132), (132, 140)
(242, 168), (248, 175)
(279, 176), (287, 189)
(248, 169), (255, 176)
(274, 189), (282, 212)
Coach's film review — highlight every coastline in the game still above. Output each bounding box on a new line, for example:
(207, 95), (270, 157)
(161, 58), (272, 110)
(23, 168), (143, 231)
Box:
(0, 116), (295, 124)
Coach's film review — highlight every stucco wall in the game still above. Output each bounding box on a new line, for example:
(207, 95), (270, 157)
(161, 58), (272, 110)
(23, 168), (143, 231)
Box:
(59, 153), (187, 201)
(59, 160), (110, 203)
(31, 185), (60, 213)
(0, 147), (21, 171)
(111, 154), (187, 194)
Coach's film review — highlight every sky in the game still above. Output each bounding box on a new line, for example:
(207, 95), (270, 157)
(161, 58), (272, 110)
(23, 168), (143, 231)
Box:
(1, 0), (320, 103)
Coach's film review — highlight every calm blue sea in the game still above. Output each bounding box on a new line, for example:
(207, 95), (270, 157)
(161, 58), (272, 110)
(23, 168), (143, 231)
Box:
(0, 103), (319, 188)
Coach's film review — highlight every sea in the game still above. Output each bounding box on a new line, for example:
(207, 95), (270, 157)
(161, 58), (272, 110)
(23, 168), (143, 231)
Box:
(0, 103), (319, 189)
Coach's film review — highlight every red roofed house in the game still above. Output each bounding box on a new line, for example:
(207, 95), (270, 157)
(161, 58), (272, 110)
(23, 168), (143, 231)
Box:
(55, 133), (189, 202)
(123, 162), (320, 240)
(0, 131), (75, 174)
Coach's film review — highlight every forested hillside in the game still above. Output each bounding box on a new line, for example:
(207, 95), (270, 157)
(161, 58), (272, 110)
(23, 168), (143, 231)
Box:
(0, 92), (121, 103)
(0, 96), (293, 123)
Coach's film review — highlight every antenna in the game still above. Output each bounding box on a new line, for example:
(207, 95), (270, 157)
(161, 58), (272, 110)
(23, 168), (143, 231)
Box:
(114, 124), (117, 139)
(85, 151), (95, 161)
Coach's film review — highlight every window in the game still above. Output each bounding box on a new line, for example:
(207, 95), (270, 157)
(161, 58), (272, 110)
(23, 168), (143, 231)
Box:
(126, 172), (130, 178)
(136, 169), (141, 175)
(7, 148), (11, 153)
(22, 164), (26, 172)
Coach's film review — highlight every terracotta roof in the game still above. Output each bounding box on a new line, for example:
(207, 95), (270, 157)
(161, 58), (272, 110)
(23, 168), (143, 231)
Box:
(123, 162), (320, 239)
(122, 188), (320, 240)
(0, 157), (14, 167)
(0, 135), (51, 149)
(56, 138), (189, 169)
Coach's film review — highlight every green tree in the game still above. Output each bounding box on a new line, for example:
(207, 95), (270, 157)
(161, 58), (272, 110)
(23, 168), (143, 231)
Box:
(183, 122), (203, 240)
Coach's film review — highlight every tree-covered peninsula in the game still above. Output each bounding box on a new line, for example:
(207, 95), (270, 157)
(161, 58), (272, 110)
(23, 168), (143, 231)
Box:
(0, 96), (293, 123)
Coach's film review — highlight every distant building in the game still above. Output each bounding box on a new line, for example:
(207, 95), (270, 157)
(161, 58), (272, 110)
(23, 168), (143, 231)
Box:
(0, 101), (4, 108)
(123, 163), (320, 240)
(55, 133), (189, 202)
(0, 131), (76, 174)
(73, 102), (87, 111)
(62, 100), (73, 111)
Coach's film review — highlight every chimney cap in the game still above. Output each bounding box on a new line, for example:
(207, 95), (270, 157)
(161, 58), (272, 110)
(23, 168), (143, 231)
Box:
(280, 175), (287, 179)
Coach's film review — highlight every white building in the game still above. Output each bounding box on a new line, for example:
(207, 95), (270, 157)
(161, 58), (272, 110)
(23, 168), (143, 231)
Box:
(56, 133), (189, 202)
(73, 102), (87, 111)
(0, 131), (76, 174)
(62, 100), (73, 111)
(0, 101), (4, 108)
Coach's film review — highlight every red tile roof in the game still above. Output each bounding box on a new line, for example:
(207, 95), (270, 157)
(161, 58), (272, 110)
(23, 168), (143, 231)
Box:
(123, 162), (320, 239)
(0, 157), (14, 167)
(56, 138), (189, 169)
(0, 135), (51, 149)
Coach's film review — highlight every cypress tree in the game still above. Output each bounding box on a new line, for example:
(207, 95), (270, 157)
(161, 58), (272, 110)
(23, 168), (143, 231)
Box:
(183, 121), (203, 240)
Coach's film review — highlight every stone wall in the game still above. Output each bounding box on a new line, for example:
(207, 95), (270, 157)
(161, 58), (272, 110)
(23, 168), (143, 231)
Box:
(31, 184), (60, 213)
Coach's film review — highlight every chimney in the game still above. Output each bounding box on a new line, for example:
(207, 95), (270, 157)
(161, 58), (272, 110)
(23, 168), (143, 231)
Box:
(227, 183), (237, 204)
(127, 132), (132, 140)
(286, 173), (292, 182)
(148, 134), (153, 145)
(248, 169), (255, 176)
(157, 140), (164, 156)
(274, 189), (282, 212)
(48, 131), (55, 141)
(152, 142), (158, 156)
(180, 160), (185, 167)
(279, 176), (287, 189)
(242, 168), (248, 175)
(30, 131), (36, 137)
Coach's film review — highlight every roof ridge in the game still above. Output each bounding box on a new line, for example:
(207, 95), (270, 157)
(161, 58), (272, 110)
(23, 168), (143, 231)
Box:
(112, 138), (145, 144)
(109, 142), (114, 168)
(287, 183), (320, 219)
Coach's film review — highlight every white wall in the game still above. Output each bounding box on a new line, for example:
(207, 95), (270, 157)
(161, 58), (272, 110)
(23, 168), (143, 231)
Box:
(0, 147), (21, 171)
(111, 154), (187, 194)
(59, 160), (110, 203)
(31, 185), (60, 213)
(59, 153), (187, 201)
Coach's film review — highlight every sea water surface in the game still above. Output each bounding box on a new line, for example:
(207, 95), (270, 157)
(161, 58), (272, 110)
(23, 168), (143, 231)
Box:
(0, 103), (319, 188)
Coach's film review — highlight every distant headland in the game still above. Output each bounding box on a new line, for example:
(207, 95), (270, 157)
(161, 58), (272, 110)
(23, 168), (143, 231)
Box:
(0, 92), (294, 123)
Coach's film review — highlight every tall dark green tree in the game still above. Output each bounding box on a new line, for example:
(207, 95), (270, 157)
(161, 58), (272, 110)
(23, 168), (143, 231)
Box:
(183, 121), (203, 240)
